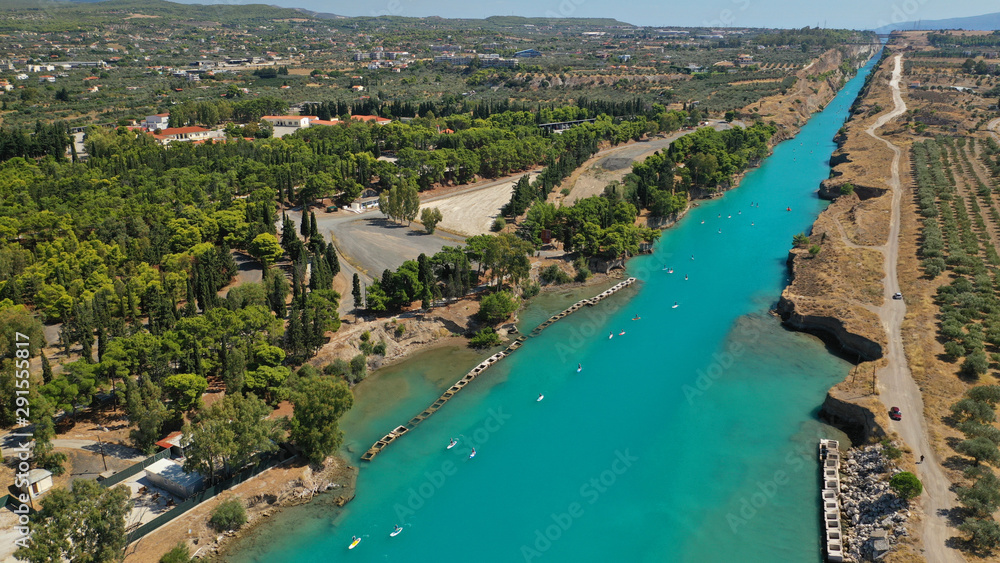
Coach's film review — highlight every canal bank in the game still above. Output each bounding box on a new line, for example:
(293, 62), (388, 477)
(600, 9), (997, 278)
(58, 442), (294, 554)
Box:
(223, 49), (882, 563)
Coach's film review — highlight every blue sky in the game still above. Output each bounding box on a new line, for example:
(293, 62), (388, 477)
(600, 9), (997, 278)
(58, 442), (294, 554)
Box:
(174, 0), (997, 30)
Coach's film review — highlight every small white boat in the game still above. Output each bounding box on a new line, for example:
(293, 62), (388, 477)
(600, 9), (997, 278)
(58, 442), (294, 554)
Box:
(390, 527), (403, 537)
(447, 439), (458, 450)
(577, 364), (582, 373)
(608, 332), (613, 339)
(469, 448), (477, 459)
(349, 537), (361, 550)
(537, 394), (544, 402)
(672, 302), (679, 309)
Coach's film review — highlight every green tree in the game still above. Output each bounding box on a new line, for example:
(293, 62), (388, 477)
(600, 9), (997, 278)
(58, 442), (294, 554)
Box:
(248, 233), (283, 269)
(478, 291), (519, 324)
(14, 479), (131, 563)
(0, 305), (46, 358)
(953, 398), (997, 424)
(957, 470), (1000, 517)
(162, 373), (209, 413)
(183, 393), (281, 483)
(968, 385), (1000, 407)
(209, 498), (247, 531)
(352, 273), (363, 309)
(289, 377), (354, 463)
(125, 376), (170, 454)
(889, 471), (923, 500)
(420, 207), (444, 234)
(962, 351), (990, 379)
(957, 436), (1000, 466)
(959, 518), (1000, 552)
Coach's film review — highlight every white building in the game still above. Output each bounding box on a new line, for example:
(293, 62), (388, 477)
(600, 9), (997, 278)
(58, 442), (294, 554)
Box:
(144, 459), (204, 499)
(19, 469), (53, 498)
(145, 113), (170, 131)
(262, 115), (316, 128)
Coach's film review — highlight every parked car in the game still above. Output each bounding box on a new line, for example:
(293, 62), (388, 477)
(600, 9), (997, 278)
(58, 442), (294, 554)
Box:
(892, 292), (903, 300)
(889, 407), (902, 421)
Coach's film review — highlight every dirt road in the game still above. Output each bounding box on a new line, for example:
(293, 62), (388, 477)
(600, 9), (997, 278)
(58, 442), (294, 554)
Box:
(865, 54), (965, 563)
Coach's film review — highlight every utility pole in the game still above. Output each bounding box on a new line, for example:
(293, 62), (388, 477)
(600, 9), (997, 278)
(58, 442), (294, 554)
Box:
(96, 435), (108, 472)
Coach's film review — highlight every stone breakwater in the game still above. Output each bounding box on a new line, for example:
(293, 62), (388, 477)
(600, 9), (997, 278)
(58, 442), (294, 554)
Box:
(361, 278), (638, 461)
(839, 444), (911, 561)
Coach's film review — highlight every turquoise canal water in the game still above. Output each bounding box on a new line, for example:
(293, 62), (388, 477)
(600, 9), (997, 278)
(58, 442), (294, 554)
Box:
(228, 52), (879, 563)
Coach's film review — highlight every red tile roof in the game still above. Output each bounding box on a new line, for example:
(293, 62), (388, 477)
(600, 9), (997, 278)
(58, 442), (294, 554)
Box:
(154, 126), (209, 136)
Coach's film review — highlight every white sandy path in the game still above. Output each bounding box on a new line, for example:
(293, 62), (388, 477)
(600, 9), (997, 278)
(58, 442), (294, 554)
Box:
(866, 54), (965, 563)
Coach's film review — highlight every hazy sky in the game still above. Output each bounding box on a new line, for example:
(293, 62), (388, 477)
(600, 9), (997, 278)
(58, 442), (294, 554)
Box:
(175, 0), (997, 30)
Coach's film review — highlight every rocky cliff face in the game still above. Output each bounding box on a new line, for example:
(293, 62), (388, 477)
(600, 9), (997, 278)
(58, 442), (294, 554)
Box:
(819, 386), (886, 443)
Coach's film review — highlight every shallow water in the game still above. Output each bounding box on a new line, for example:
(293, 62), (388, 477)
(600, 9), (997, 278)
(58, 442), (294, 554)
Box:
(226, 51), (878, 563)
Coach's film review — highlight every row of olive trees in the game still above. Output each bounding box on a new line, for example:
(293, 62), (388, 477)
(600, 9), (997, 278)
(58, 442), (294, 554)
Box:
(950, 385), (1000, 551)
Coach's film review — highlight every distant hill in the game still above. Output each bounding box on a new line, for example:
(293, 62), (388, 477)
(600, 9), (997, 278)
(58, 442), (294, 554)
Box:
(874, 12), (1000, 33)
(0, 0), (319, 31)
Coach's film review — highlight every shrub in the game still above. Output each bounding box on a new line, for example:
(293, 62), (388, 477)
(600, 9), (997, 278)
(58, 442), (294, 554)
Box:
(349, 354), (367, 382)
(323, 358), (350, 378)
(540, 264), (571, 285)
(160, 543), (192, 563)
(469, 327), (502, 349)
(394, 324), (406, 338)
(522, 281), (540, 298)
(210, 499), (246, 531)
(573, 256), (591, 282)
(889, 471), (923, 500)
(808, 244), (821, 256)
(372, 340), (387, 356)
(880, 439), (903, 460)
(840, 183), (855, 195)
(491, 216), (506, 232)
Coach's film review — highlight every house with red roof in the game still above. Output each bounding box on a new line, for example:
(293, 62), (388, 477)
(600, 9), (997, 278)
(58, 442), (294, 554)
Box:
(151, 126), (214, 144)
(351, 115), (391, 126)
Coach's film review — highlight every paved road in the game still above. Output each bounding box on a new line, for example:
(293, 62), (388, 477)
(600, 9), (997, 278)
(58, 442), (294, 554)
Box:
(866, 54), (965, 563)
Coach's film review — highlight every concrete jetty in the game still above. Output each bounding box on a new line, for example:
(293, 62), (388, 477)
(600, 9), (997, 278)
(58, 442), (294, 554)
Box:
(361, 277), (637, 461)
(819, 439), (844, 562)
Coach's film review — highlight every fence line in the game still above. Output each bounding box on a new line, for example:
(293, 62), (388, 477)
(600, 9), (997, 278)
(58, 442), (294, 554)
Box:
(98, 447), (171, 488)
(126, 449), (294, 544)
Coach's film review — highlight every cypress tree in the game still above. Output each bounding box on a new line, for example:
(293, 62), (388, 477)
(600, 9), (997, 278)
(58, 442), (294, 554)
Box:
(41, 354), (53, 385)
(352, 273), (362, 308)
(300, 211), (310, 238)
(310, 211), (318, 239)
(325, 243), (340, 277)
